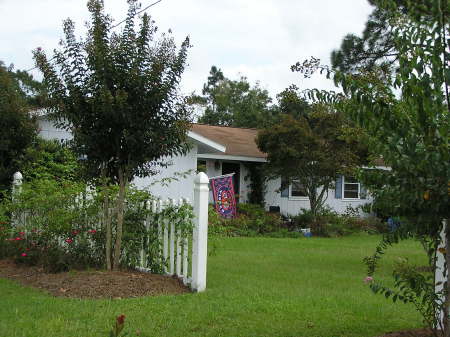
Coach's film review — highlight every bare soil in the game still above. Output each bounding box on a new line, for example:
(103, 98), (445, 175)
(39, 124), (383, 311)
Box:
(0, 259), (189, 299)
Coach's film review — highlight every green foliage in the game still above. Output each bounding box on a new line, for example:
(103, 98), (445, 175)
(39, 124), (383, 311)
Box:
(0, 178), (194, 273)
(33, 0), (192, 269)
(0, 62), (37, 192)
(257, 99), (364, 216)
(195, 66), (277, 128)
(295, 0), (449, 332)
(292, 206), (385, 237)
(208, 204), (301, 238)
(7, 65), (46, 108)
(18, 138), (82, 182)
(243, 163), (266, 206)
(363, 221), (441, 331)
(34, 0), (192, 182)
(0, 179), (103, 272)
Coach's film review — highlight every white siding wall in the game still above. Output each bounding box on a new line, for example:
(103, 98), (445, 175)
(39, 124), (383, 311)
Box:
(37, 117), (198, 201)
(38, 118), (73, 142)
(265, 177), (372, 216)
(133, 147), (198, 200)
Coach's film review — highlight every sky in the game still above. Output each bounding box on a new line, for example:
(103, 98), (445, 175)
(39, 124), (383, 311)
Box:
(0, 0), (373, 101)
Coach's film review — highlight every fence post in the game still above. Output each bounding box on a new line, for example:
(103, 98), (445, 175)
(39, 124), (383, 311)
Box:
(436, 219), (448, 330)
(12, 171), (23, 200)
(191, 172), (209, 292)
(11, 172), (23, 226)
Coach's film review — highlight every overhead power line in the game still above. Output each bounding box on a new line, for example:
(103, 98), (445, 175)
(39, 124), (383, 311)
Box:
(25, 0), (163, 72)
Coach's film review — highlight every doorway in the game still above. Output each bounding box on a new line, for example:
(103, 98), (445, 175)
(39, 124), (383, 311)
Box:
(221, 162), (240, 202)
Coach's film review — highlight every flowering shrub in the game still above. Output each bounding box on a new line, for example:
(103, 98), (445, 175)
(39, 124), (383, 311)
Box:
(0, 178), (194, 273)
(0, 178), (104, 272)
(208, 204), (299, 238)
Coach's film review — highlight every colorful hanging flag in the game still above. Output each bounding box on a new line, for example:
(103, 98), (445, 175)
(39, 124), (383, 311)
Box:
(210, 174), (237, 218)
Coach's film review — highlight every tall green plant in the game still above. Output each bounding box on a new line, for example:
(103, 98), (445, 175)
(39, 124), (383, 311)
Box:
(293, 0), (449, 334)
(0, 62), (37, 192)
(33, 0), (192, 270)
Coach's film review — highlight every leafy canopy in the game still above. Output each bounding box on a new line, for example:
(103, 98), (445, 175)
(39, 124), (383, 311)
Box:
(257, 95), (364, 216)
(194, 66), (276, 128)
(33, 0), (192, 270)
(33, 0), (192, 183)
(0, 62), (37, 191)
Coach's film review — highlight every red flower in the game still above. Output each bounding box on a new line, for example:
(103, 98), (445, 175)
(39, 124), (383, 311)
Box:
(114, 314), (126, 336)
(72, 230), (79, 236)
(15, 237), (22, 241)
(116, 315), (125, 325)
(21, 253), (27, 257)
(88, 229), (97, 234)
(19, 232), (25, 236)
(65, 238), (73, 244)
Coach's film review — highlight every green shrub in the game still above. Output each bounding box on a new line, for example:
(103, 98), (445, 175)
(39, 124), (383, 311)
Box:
(291, 206), (385, 237)
(0, 179), (175, 273)
(0, 179), (103, 271)
(208, 203), (294, 237)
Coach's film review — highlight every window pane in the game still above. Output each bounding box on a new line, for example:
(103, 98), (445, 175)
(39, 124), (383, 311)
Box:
(344, 182), (359, 198)
(291, 181), (307, 197)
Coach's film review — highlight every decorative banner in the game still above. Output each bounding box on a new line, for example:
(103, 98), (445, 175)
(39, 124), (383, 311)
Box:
(210, 174), (237, 218)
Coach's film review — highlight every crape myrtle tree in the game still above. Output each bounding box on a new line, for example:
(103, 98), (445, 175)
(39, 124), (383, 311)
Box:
(0, 62), (37, 192)
(34, 0), (192, 270)
(293, 0), (449, 334)
(256, 87), (364, 218)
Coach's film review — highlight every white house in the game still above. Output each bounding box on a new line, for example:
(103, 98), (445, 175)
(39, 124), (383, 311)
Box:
(38, 117), (374, 216)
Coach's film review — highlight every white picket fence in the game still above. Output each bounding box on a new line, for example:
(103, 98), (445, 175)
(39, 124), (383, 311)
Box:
(12, 171), (210, 292)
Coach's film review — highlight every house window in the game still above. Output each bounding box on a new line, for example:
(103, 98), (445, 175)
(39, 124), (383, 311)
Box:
(289, 180), (308, 198)
(343, 176), (360, 199)
(197, 160), (207, 173)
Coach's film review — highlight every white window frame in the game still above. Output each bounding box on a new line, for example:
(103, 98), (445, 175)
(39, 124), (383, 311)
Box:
(289, 180), (309, 200)
(342, 176), (361, 200)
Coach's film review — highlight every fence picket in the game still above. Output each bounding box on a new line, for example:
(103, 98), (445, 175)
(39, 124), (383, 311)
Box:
(176, 198), (183, 277)
(162, 200), (169, 274)
(169, 199), (176, 275)
(182, 198), (190, 283)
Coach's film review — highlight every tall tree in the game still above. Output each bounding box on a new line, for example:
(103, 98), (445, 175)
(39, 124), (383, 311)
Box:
(331, 0), (444, 74)
(257, 99), (363, 217)
(195, 66), (276, 128)
(296, 0), (449, 333)
(34, 0), (191, 270)
(0, 62), (37, 192)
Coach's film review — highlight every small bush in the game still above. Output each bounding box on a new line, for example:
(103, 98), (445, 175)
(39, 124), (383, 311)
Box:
(208, 204), (295, 237)
(291, 206), (385, 237)
(0, 179), (172, 273)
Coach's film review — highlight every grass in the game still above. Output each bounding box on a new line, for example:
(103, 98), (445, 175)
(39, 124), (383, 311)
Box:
(0, 234), (426, 337)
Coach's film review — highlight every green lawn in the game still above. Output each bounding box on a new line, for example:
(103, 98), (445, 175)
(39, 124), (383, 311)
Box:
(0, 234), (426, 337)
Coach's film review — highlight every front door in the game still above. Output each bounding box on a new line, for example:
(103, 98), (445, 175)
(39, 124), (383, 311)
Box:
(221, 162), (240, 202)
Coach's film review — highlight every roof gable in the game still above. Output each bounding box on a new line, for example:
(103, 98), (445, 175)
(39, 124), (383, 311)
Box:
(191, 124), (266, 159)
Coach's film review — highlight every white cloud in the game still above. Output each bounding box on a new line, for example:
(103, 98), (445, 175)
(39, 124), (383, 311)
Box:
(0, 0), (373, 99)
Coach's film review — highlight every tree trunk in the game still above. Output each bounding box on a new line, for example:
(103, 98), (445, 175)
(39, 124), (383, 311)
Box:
(444, 219), (450, 337)
(113, 168), (127, 270)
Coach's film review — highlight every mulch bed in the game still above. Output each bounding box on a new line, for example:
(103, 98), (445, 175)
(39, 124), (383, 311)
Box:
(0, 259), (190, 299)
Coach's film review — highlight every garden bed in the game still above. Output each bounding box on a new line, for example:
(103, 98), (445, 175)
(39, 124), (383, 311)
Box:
(0, 259), (189, 299)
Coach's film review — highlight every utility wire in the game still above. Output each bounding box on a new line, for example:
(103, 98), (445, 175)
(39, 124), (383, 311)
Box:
(111, 0), (162, 28)
(25, 0), (163, 72)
